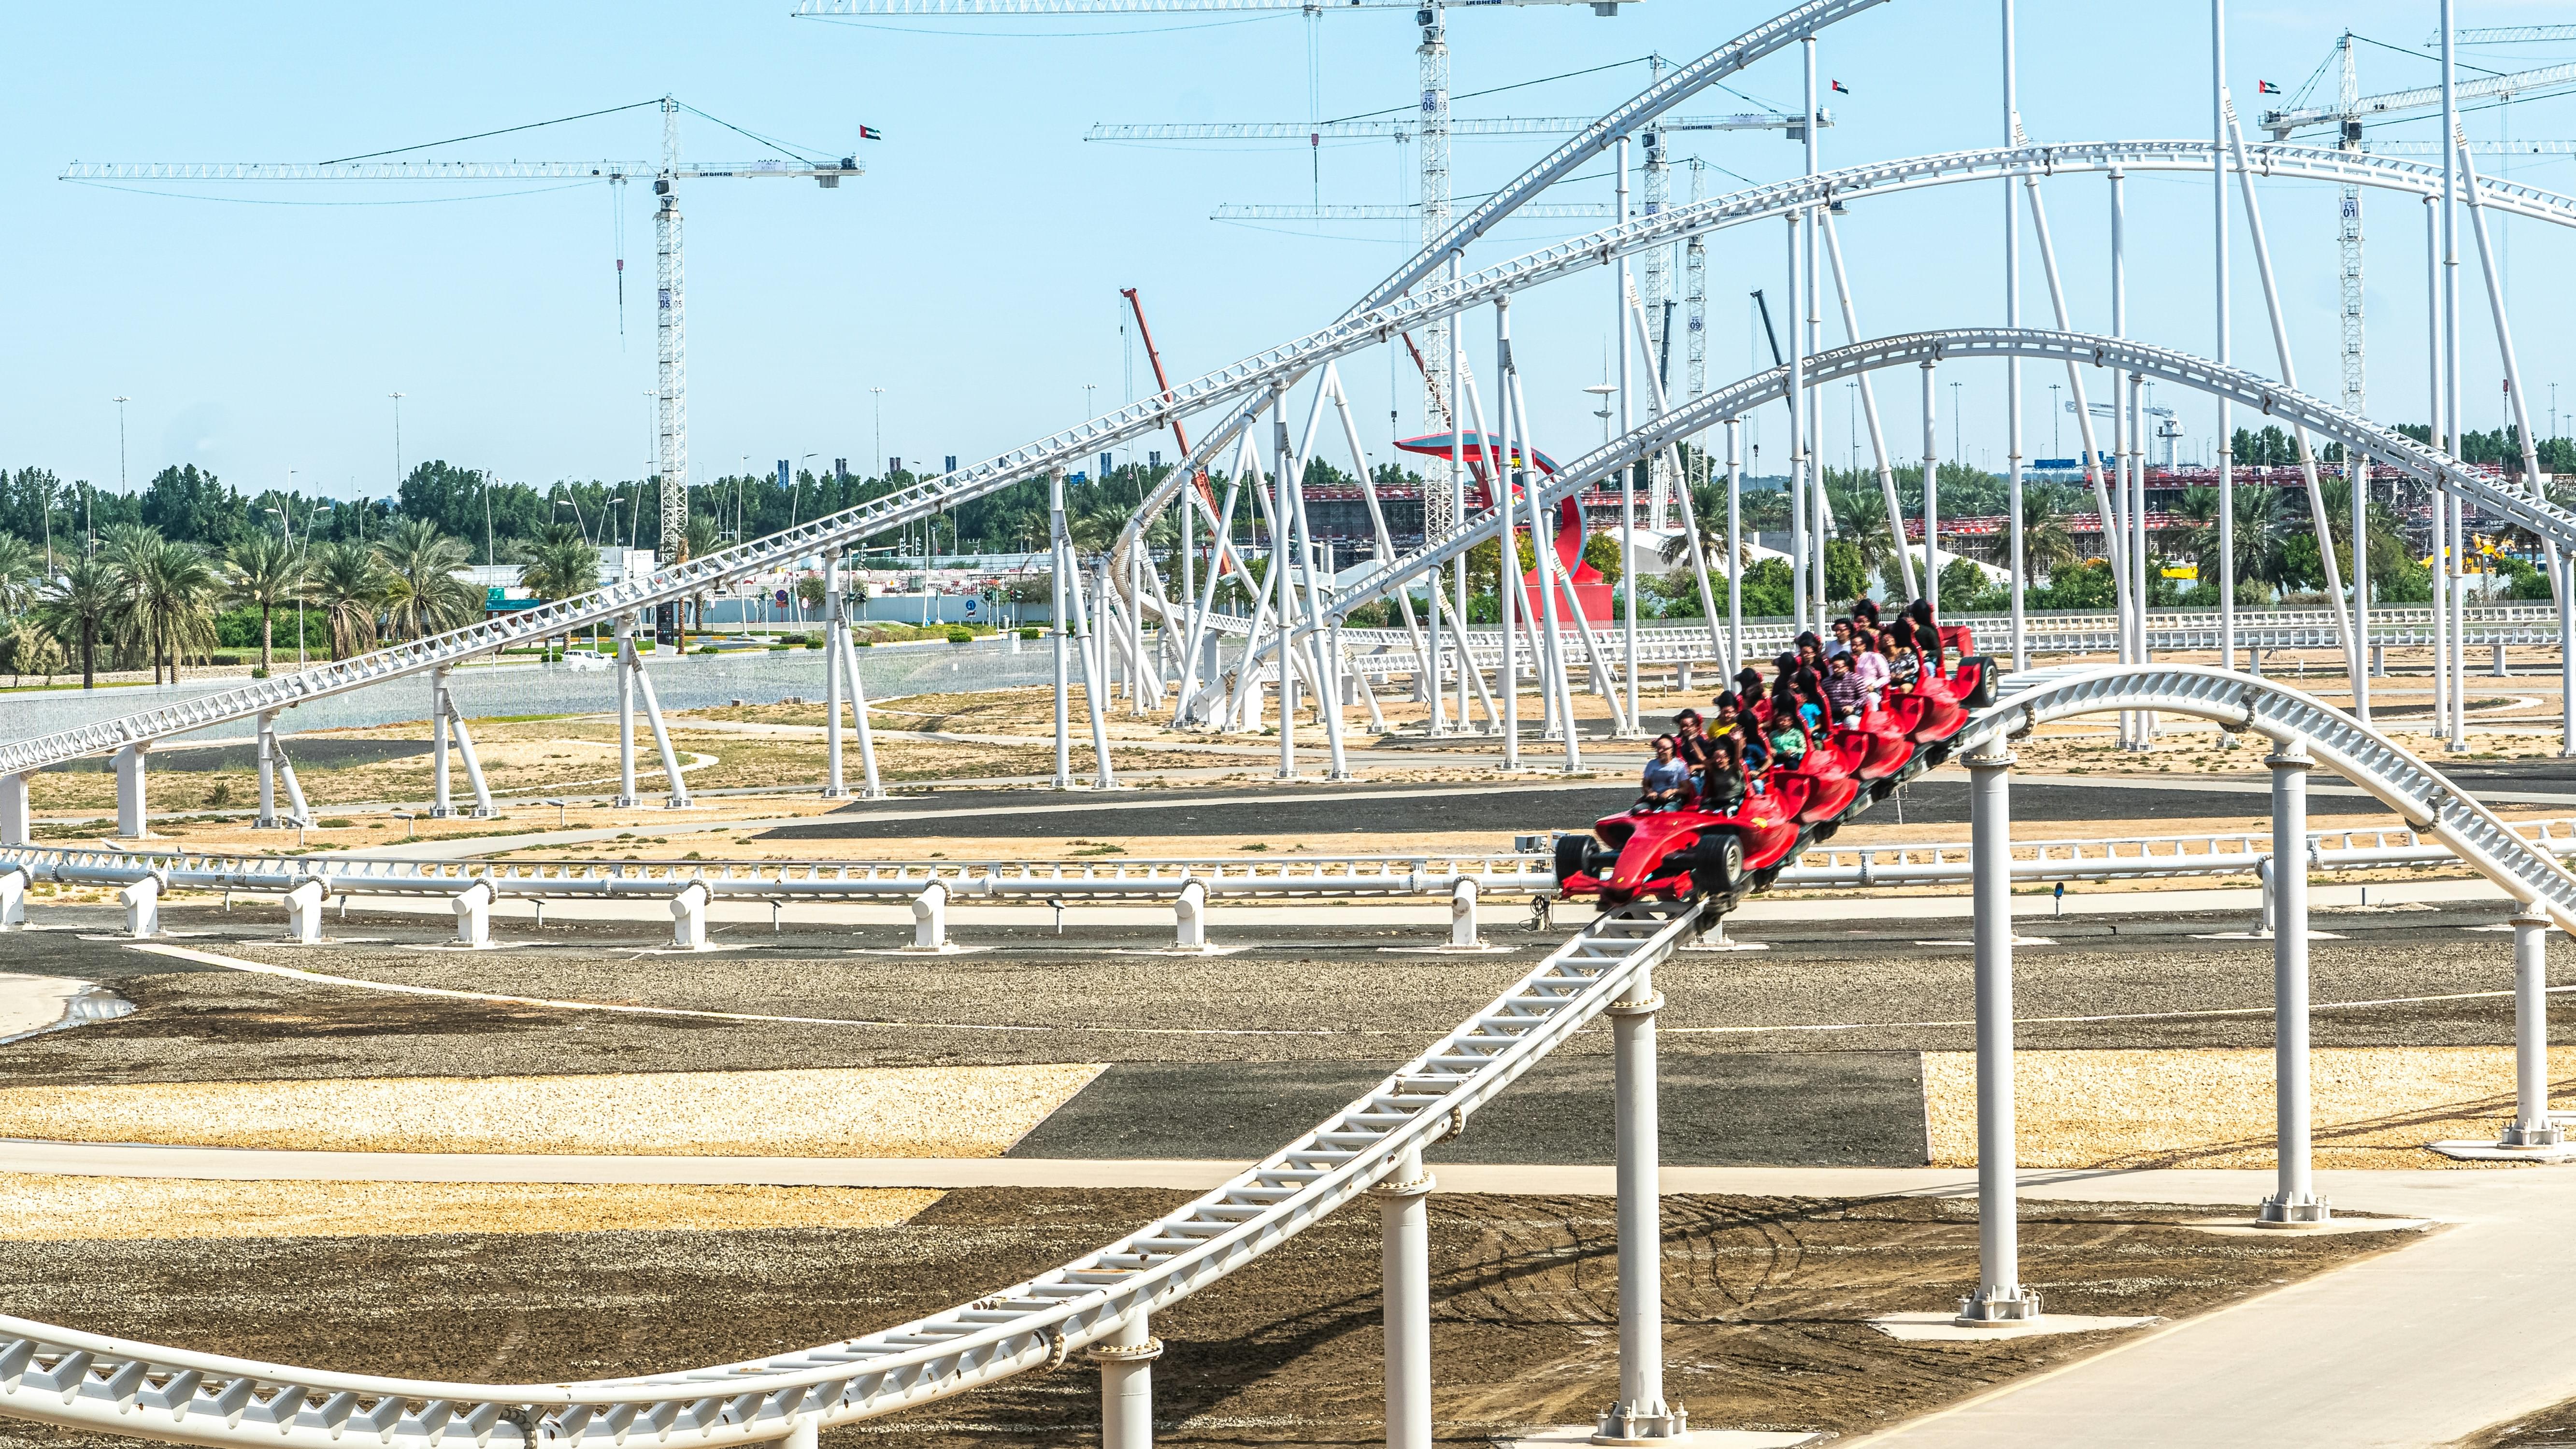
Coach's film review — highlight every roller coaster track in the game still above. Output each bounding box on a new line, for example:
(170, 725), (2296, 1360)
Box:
(1320, 328), (2576, 627)
(7, 138), (2570, 782)
(3, 665), (2573, 1449)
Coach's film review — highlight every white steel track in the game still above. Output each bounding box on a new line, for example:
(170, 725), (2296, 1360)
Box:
(2, 667), (2573, 1449)
(6, 141), (2566, 783)
(1322, 328), (2576, 626)
(11, 814), (2576, 905)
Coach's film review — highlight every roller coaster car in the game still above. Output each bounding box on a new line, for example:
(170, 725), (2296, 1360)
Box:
(1553, 652), (1998, 909)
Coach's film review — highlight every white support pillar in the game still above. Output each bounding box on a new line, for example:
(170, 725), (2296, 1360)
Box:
(825, 572), (849, 797)
(777, 1417), (818, 1449)
(0, 868), (27, 931)
(834, 621), (887, 798)
(1958, 741), (2040, 1323)
(1449, 876), (1481, 949)
(1595, 967), (1685, 1444)
(1373, 1146), (1435, 1449)
(615, 616), (641, 808)
(120, 874), (162, 939)
(448, 713), (497, 820)
(429, 667), (455, 818)
(284, 879), (327, 945)
(1174, 878), (1210, 952)
(1091, 1311), (1161, 1449)
(911, 878), (950, 951)
(1052, 467), (1075, 788)
(0, 773), (27, 848)
(452, 881), (495, 949)
(255, 711), (281, 829)
(630, 650), (692, 809)
(2503, 912), (2564, 1149)
(670, 881), (710, 951)
(113, 744), (148, 839)
(2259, 739), (2330, 1225)
(278, 748), (309, 828)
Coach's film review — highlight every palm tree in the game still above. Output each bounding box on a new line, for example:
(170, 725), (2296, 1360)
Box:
(1660, 475), (1735, 571)
(516, 522), (601, 653)
(0, 534), (38, 621)
(306, 540), (389, 661)
(1824, 475), (1903, 580)
(2016, 488), (2082, 581)
(36, 553), (115, 689)
(374, 518), (477, 642)
(2171, 487), (2221, 583)
(683, 515), (722, 640)
(2233, 483), (2288, 591)
(100, 527), (219, 684)
(223, 531), (307, 675)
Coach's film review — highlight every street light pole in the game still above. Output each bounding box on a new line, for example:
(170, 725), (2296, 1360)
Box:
(871, 388), (886, 482)
(389, 393), (404, 488)
(110, 396), (130, 504)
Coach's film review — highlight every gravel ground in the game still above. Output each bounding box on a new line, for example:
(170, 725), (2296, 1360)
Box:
(0, 1063), (1102, 1157)
(0, 1188), (2407, 1449)
(1923, 1046), (2576, 1170)
(0, 1176), (941, 1239)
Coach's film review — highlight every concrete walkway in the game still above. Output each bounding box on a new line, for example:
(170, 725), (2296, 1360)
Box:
(1847, 1167), (2576, 1449)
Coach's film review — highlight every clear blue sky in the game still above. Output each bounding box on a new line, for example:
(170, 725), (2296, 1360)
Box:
(6, 1), (2575, 507)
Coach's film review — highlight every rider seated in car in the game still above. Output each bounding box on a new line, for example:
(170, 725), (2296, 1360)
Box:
(1640, 734), (1694, 809)
(1823, 652), (1867, 723)
(1885, 618), (1924, 688)
(1672, 708), (1715, 776)
(1701, 731), (1751, 811)
(1904, 597), (1946, 675)
(1851, 632), (1893, 708)
(1765, 683), (1811, 766)
(1711, 691), (1768, 770)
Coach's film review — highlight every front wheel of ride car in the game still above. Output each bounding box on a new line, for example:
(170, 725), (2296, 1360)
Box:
(1553, 833), (1592, 885)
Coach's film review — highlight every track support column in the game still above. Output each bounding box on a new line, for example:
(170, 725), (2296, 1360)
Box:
(113, 744), (148, 839)
(1958, 740), (2041, 1323)
(1091, 1310), (1162, 1449)
(429, 667), (455, 818)
(0, 772), (27, 847)
(615, 615), (641, 808)
(2503, 911), (2565, 1150)
(255, 710), (281, 829)
(2260, 739), (2331, 1227)
(1595, 966), (1686, 1444)
(1373, 1146), (1435, 1449)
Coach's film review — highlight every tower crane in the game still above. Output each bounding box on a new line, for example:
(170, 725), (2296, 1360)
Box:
(2068, 397), (2181, 469)
(2257, 49), (2576, 423)
(2433, 25), (2576, 45)
(63, 96), (862, 640)
(795, 0), (1633, 540)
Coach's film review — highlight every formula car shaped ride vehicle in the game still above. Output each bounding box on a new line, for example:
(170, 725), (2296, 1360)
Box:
(1555, 642), (1997, 911)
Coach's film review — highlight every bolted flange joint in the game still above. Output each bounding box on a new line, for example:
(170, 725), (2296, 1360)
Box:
(1086, 1337), (1164, 1364)
(1604, 991), (1664, 1018)
(1591, 1400), (1689, 1445)
(1369, 1170), (1436, 1200)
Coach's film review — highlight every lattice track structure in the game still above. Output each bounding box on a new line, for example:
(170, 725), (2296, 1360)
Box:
(6, 666), (2576, 1449)
(14, 127), (2576, 781)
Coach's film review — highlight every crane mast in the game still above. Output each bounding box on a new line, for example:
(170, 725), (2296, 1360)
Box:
(1639, 54), (1671, 528)
(656, 97), (689, 639)
(1417, 0), (1453, 537)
